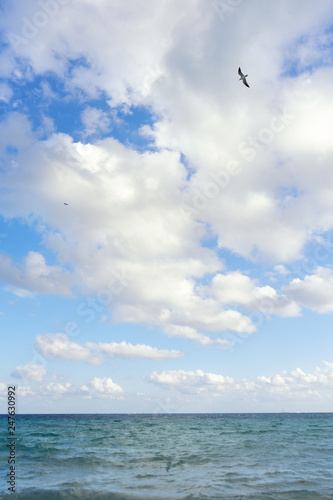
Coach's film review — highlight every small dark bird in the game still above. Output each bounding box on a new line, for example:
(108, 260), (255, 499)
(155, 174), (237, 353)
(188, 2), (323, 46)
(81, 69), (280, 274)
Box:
(238, 67), (250, 88)
(64, 203), (69, 206)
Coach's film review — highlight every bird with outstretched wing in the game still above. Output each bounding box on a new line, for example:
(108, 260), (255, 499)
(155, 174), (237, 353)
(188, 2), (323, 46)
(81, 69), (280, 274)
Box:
(238, 67), (250, 88)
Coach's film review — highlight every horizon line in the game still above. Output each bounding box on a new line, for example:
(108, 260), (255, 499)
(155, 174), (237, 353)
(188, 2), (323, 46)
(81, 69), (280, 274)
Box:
(1, 411), (332, 416)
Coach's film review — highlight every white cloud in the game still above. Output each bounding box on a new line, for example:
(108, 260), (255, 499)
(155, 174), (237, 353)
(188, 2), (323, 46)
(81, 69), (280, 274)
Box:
(40, 80), (57, 100)
(36, 333), (183, 362)
(86, 340), (183, 360)
(148, 369), (254, 395)
(0, 112), (34, 157)
(138, 2), (333, 263)
(12, 363), (46, 382)
(202, 271), (300, 318)
(90, 377), (124, 398)
(273, 265), (288, 275)
(15, 377), (124, 399)
(258, 362), (333, 399)
(35, 333), (103, 365)
(44, 382), (73, 395)
(17, 386), (35, 397)
(81, 106), (111, 137)
(0, 0), (333, 344)
(163, 325), (215, 346)
(0, 0), (188, 103)
(148, 361), (333, 400)
(209, 272), (257, 306)
(0, 120), (259, 334)
(0, 82), (13, 102)
(162, 325), (231, 349)
(284, 266), (333, 313)
(23, 379), (123, 399)
(0, 251), (72, 297)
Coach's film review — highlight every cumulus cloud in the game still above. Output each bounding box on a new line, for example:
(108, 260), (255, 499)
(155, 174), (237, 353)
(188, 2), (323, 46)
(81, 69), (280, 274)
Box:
(12, 363), (46, 382)
(44, 382), (73, 395)
(148, 362), (333, 400)
(86, 340), (183, 360)
(273, 265), (288, 277)
(208, 271), (300, 317)
(36, 333), (103, 365)
(15, 379), (123, 399)
(90, 377), (124, 398)
(0, 111), (34, 157)
(148, 369), (241, 395)
(36, 333), (183, 362)
(162, 325), (231, 349)
(81, 106), (111, 137)
(1, 383), (34, 398)
(0, 118), (259, 334)
(17, 386), (35, 397)
(258, 362), (333, 399)
(0, 0), (333, 343)
(0, 251), (72, 297)
(283, 266), (333, 313)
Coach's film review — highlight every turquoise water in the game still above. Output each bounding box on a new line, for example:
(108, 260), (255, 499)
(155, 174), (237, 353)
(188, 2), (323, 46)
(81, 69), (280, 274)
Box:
(1, 413), (333, 499)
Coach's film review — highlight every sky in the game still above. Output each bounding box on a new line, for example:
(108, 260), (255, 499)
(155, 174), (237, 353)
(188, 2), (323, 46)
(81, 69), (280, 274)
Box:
(0, 0), (333, 413)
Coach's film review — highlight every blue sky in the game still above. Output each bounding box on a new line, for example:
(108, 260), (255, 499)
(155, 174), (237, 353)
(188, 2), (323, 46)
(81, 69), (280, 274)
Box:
(1, 0), (333, 413)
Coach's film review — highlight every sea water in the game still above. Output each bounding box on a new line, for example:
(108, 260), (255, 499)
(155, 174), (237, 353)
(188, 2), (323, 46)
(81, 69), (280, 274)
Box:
(0, 413), (332, 499)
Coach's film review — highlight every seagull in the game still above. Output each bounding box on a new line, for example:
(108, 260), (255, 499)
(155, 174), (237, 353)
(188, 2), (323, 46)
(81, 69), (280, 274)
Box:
(64, 203), (69, 206)
(238, 67), (250, 88)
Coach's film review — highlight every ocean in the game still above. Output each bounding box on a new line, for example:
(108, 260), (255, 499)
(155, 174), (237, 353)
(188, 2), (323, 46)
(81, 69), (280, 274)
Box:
(1, 413), (332, 499)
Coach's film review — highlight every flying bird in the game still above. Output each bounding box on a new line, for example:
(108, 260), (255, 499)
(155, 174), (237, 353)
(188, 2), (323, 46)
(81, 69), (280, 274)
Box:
(238, 67), (250, 88)
(64, 203), (69, 206)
